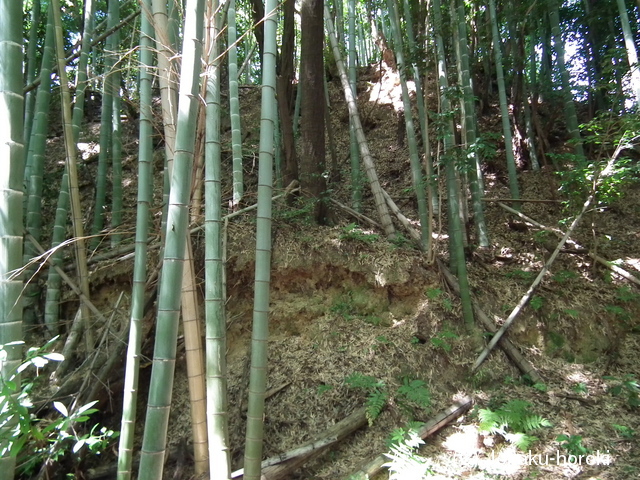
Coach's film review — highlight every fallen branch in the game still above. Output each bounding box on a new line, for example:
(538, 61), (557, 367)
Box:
(349, 396), (473, 480)
(497, 202), (640, 287)
(473, 140), (628, 371)
(235, 407), (368, 480)
(330, 198), (382, 230)
(437, 258), (543, 384)
(381, 188), (422, 246)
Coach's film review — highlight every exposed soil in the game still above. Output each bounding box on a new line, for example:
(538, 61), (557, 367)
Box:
(34, 60), (640, 479)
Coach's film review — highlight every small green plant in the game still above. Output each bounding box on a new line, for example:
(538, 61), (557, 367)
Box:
(616, 286), (640, 303)
(532, 383), (548, 393)
(552, 270), (578, 283)
(557, 434), (591, 456)
(383, 424), (433, 479)
(396, 377), (431, 416)
(345, 373), (388, 426)
(340, 223), (380, 244)
(563, 308), (580, 319)
(330, 294), (356, 320)
(530, 296), (544, 311)
(612, 424), (635, 439)
(604, 304), (631, 322)
(317, 384), (333, 396)
(478, 400), (551, 451)
(572, 383), (588, 394)
(604, 374), (640, 408)
(426, 288), (453, 312)
(426, 287), (443, 300)
(430, 329), (458, 352)
(0, 340), (117, 476)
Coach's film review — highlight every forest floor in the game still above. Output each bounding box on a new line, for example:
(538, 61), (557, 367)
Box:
(38, 61), (640, 479)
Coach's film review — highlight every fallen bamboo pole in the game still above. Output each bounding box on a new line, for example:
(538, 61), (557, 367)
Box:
(473, 140), (628, 371)
(349, 396), (473, 480)
(437, 258), (543, 384)
(497, 202), (640, 287)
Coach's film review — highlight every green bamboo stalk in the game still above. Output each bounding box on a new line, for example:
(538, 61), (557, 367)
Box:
(23, 0), (41, 155)
(117, 1), (154, 477)
(347, 0), (362, 211)
(616, 0), (640, 108)
(549, 1), (584, 159)
(50, 0), (94, 352)
(0, 0), (25, 474)
(325, 7), (396, 238)
(111, 0), (123, 247)
(44, 0), (96, 337)
(454, 0), (489, 247)
(138, 0), (205, 477)
(432, 0), (474, 329)
(228, 0), (244, 209)
(242, 0), (278, 476)
(489, 0), (520, 205)
(205, 1), (231, 475)
(386, 0), (430, 251)
(91, 0), (117, 249)
(23, 10), (55, 329)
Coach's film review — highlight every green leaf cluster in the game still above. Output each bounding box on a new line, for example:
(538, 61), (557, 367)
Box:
(383, 425), (432, 480)
(478, 400), (551, 451)
(604, 374), (640, 408)
(0, 341), (117, 475)
(345, 373), (387, 426)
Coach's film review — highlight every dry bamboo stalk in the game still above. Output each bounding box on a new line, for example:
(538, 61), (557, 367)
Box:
(473, 141), (628, 370)
(234, 407), (368, 479)
(437, 258), (543, 384)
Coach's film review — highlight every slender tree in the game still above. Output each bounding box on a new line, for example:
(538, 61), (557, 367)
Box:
(616, 0), (640, 108)
(387, 0), (430, 251)
(205, 0), (231, 475)
(243, 0), (278, 475)
(325, 7), (396, 238)
(228, 0), (244, 209)
(117, 1), (154, 477)
(432, 0), (474, 329)
(0, 0), (24, 475)
(489, 0), (520, 204)
(138, 0), (205, 477)
(549, 0), (584, 158)
(300, 0), (328, 223)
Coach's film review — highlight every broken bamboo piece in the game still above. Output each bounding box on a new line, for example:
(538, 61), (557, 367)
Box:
(473, 140), (627, 371)
(349, 396), (473, 480)
(497, 202), (640, 287)
(437, 258), (543, 384)
(234, 407), (368, 479)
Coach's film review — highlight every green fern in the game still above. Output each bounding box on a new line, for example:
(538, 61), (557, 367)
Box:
(383, 426), (432, 479)
(365, 389), (388, 426)
(397, 378), (431, 410)
(345, 373), (388, 426)
(478, 400), (551, 451)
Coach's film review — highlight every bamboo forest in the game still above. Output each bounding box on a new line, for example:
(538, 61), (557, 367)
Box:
(2, 0), (640, 478)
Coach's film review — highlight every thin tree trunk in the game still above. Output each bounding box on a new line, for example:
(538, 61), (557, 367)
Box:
(204, 0), (231, 475)
(243, 0), (278, 476)
(325, 7), (396, 238)
(138, 0), (205, 477)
